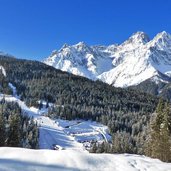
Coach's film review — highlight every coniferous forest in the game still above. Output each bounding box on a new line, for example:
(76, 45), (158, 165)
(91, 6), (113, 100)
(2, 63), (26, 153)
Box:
(0, 55), (171, 162)
(0, 100), (39, 148)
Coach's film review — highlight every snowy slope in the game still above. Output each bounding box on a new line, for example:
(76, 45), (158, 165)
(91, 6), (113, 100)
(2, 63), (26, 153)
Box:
(43, 31), (171, 87)
(0, 147), (171, 171)
(0, 93), (110, 151)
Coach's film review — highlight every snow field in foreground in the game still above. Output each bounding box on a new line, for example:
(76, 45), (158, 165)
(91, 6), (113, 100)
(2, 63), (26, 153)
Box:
(0, 147), (171, 171)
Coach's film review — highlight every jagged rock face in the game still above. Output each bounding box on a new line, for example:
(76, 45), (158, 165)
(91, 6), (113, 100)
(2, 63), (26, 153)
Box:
(43, 31), (171, 87)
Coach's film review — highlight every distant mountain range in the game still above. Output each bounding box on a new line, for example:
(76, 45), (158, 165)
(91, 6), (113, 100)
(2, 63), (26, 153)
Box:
(43, 31), (171, 90)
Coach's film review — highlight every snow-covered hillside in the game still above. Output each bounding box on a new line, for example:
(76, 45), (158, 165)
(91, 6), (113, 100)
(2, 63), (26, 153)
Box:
(0, 147), (171, 171)
(0, 91), (111, 151)
(43, 31), (171, 87)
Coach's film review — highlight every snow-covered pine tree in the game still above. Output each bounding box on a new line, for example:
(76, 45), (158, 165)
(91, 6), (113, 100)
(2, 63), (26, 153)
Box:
(145, 99), (171, 162)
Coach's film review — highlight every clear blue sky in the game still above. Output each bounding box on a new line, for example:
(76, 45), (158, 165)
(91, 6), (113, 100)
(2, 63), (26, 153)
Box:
(0, 0), (170, 60)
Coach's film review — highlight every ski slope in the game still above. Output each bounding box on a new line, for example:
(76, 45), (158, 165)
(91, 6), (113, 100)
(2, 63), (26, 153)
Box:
(37, 116), (83, 150)
(0, 84), (111, 151)
(0, 93), (111, 151)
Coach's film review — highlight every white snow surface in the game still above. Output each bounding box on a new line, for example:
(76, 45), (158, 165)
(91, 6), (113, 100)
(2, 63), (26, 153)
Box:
(0, 147), (171, 171)
(43, 31), (171, 87)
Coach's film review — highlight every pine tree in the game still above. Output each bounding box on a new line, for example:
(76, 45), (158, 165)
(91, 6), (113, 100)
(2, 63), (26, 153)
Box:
(159, 103), (171, 162)
(145, 99), (171, 162)
(8, 113), (21, 147)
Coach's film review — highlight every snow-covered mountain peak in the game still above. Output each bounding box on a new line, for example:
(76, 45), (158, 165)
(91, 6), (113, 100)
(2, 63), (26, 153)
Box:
(73, 41), (91, 52)
(151, 31), (171, 49)
(43, 31), (171, 87)
(131, 31), (150, 43)
(61, 43), (69, 49)
(75, 41), (87, 47)
(115, 31), (150, 54)
(122, 31), (150, 47)
(43, 41), (115, 79)
(154, 31), (171, 40)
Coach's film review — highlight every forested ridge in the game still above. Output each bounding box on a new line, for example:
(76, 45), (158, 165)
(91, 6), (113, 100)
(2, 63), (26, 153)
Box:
(1, 55), (170, 161)
(0, 56), (157, 111)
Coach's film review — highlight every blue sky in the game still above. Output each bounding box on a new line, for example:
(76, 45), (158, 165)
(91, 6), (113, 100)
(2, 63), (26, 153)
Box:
(0, 0), (170, 60)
